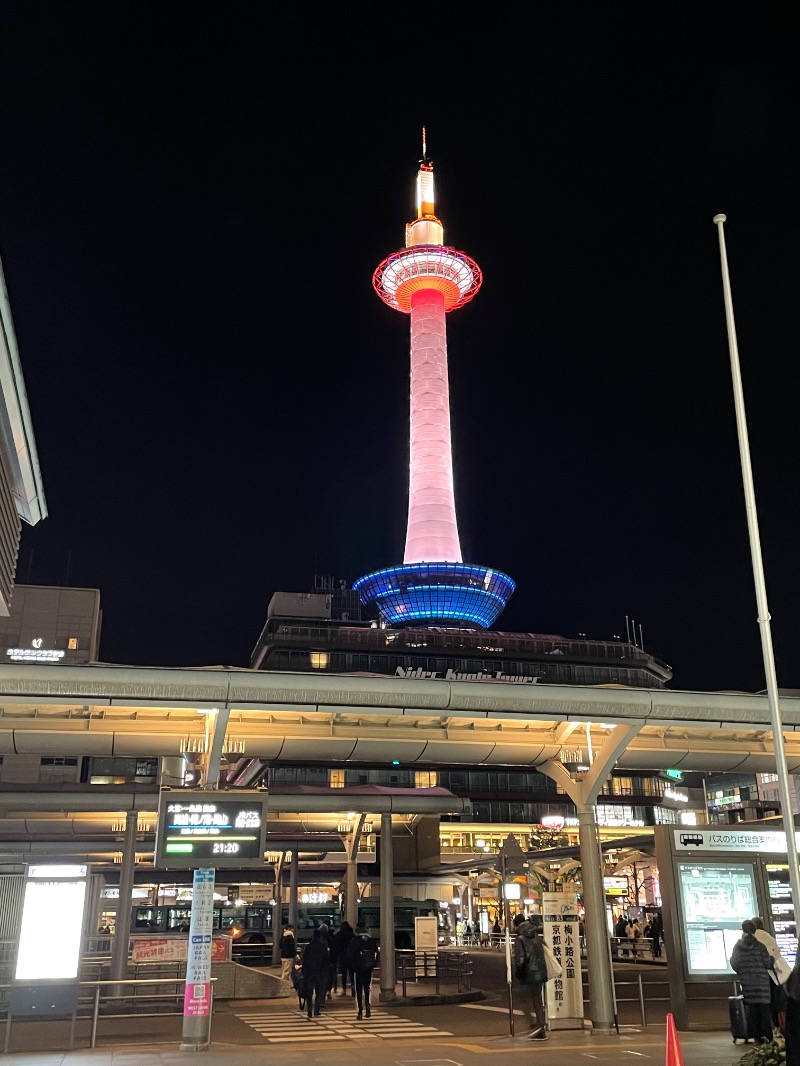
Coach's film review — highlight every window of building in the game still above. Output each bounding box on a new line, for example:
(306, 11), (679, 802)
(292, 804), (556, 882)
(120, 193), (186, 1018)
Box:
(329, 770), (345, 788)
(415, 771), (438, 788)
(87, 757), (156, 785)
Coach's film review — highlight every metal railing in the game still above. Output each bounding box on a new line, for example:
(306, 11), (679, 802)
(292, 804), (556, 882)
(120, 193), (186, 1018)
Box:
(395, 950), (472, 996)
(583, 971), (671, 1027)
(610, 936), (660, 961)
(1, 976), (216, 1053)
(230, 940), (272, 967)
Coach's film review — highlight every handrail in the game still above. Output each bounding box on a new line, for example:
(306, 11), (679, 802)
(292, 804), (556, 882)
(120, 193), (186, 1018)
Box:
(582, 971), (670, 1026)
(395, 949), (472, 996)
(609, 936), (658, 960)
(1, 976), (217, 1053)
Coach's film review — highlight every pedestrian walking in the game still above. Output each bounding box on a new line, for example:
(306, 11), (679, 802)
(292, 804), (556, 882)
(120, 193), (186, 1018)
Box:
(651, 913), (663, 957)
(344, 923), (378, 1020)
(290, 954), (305, 1011)
(319, 922), (335, 1000)
(279, 926), (296, 981)
(301, 928), (330, 1019)
(730, 919), (775, 1044)
(333, 919), (355, 995)
(491, 917), (502, 949)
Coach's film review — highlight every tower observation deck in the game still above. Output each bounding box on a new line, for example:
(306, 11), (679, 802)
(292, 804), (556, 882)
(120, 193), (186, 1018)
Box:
(354, 137), (515, 629)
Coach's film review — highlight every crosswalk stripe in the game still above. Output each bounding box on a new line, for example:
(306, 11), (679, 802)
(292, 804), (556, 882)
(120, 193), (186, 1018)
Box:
(236, 1010), (452, 1044)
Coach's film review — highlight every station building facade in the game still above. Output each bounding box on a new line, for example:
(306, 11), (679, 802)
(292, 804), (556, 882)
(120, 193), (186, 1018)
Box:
(241, 584), (701, 915)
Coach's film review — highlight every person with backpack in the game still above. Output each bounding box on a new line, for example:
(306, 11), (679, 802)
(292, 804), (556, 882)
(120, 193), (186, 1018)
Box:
(513, 917), (549, 1039)
(344, 923), (379, 1019)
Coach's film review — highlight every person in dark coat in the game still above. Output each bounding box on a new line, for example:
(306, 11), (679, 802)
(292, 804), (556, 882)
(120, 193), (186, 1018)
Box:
(278, 926), (296, 981)
(301, 928), (330, 1018)
(650, 914), (663, 958)
(784, 958), (800, 1066)
(289, 954), (305, 1011)
(730, 919), (775, 1043)
(491, 917), (502, 948)
(512, 918), (548, 1039)
(344, 924), (378, 1019)
(333, 920), (355, 994)
(319, 922), (336, 1000)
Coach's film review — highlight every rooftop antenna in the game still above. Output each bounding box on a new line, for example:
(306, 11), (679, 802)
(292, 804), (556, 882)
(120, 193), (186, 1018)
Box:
(421, 126), (427, 163)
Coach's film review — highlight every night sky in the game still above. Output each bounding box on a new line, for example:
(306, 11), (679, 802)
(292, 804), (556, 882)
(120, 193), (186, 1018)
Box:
(0, 8), (798, 693)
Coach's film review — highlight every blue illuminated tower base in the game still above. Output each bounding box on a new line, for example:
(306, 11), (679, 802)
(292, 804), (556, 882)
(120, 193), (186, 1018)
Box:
(352, 562), (515, 629)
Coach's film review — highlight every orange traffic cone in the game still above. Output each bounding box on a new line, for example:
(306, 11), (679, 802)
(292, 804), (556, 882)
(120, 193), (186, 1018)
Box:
(665, 1013), (685, 1066)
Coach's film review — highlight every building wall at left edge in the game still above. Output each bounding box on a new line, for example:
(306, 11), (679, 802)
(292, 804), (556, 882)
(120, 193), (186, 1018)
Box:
(0, 248), (48, 615)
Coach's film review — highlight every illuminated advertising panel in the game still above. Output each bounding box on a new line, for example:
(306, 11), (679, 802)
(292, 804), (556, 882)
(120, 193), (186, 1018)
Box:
(766, 864), (798, 967)
(155, 791), (267, 869)
(678, 861), (757, 975)
(15, 864), (89, 981)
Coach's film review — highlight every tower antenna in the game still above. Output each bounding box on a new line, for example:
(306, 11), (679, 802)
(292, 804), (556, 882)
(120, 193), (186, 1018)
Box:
(421, 126), (427, 162)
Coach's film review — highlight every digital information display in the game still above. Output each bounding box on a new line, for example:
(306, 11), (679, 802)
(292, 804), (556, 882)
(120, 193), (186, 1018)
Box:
(678, 861), (757, 975)
(766, 864), (798, 967)
(154, 791), (267, 869)
(15, 864), (89, 981)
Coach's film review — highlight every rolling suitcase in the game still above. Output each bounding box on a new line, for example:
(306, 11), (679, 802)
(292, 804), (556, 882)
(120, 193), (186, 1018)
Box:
(729, 995), (750, 1043)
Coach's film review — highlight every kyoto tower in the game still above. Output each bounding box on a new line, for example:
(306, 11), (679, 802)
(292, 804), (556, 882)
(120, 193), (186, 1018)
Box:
(353, 134), (515, 628)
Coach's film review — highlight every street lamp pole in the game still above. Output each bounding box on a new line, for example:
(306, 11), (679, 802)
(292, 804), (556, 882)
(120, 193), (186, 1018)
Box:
(713, 214), (800, 914)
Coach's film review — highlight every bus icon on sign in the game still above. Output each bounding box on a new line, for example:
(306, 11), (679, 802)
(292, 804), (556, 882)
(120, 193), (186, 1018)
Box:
(679, 833), (703, 847)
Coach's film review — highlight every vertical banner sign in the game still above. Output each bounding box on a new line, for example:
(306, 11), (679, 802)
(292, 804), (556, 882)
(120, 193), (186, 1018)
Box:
(542, 891), (584, 1030)
(184, 868), (215, 1018)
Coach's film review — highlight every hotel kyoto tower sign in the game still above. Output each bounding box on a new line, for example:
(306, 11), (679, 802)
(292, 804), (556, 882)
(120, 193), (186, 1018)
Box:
(354, 134), (514, 628)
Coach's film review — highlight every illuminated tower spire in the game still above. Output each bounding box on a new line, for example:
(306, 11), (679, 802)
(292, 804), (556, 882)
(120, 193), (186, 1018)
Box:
(354, 136), (515, 628)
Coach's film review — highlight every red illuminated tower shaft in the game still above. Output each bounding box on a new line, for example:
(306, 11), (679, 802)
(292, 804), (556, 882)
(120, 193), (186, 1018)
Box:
(407, 286), (460, 561)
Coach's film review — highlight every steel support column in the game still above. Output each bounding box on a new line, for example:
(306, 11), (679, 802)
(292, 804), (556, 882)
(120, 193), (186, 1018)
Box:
(109, 812), (137, 984)
(379, 812), (396, 1001)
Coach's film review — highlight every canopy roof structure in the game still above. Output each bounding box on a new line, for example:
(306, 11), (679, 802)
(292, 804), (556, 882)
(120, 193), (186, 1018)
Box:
(0, 662), (794, 865)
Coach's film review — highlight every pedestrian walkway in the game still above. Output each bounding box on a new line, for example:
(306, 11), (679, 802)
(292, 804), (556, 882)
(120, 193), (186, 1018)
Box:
(235, 1003), (453, 1043)
(0, 1023), (748, 1066)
